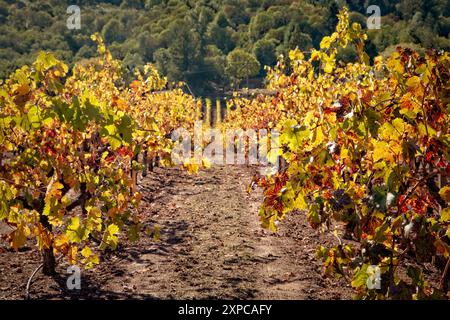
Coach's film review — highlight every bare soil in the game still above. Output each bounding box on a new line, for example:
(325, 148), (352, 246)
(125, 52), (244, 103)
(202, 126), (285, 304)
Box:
(1, 166), (359, 300)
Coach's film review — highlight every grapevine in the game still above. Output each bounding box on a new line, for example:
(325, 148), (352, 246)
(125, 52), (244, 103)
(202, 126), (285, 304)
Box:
(0, 34), (199, 275)
(224, 8), (450, 299)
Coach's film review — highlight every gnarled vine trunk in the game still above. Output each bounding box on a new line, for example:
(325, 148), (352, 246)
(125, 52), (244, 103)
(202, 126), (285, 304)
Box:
(40, 214), (56, 275)
(42, 247), (56, 275)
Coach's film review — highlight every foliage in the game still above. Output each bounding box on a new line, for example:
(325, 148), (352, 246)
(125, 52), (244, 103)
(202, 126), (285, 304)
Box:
(1, 0), (449, 94)
(224, 8), (450, 299)
(225, 49), (260, 88)
(0, 34), (199, 273)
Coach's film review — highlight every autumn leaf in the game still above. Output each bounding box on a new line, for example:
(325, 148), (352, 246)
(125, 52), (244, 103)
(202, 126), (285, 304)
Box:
(66, 216), (88, 243)
(441, 208), (450, 223)
(439, 186), (450, 202)
(320, 36), (332, 49)
(406, 76), (421, 90)
(100, 223), (120, 250)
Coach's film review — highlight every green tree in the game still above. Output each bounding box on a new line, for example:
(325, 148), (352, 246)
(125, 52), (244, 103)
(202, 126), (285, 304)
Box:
(253, 38), (278, 73)
(137, 31), (159, 61)
(249, 12), (275, 41)
(207, 19), (235, 53)
(101, 18), (125, 44)
(225, 48), (260, 89)
(284, 23), (313, 51)
(204, 45), (228, 90)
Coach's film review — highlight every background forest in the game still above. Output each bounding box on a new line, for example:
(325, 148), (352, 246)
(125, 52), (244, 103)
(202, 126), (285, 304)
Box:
(1, 0), (450, 95)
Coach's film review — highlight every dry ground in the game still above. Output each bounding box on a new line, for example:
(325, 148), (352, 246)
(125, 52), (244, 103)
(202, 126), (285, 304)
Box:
(1, 166), (357, 300)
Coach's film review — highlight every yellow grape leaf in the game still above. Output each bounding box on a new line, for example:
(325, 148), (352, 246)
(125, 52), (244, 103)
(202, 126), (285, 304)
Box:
(310, 50), (320, 61)
(311, 126), (324, 147)
(80, 245), (99, 269)
(320, 36), (332, 49)
(340, 147), (351, 162)
(202, 157), (212, 169)
(81, 246), (92, 258)
(440, 208), (450, 223)
(53, 234), (69, 252)
(267, 148), (282, 166)
(14, 83), (30, 96)
(289, 49), (304, 61)
(10, 223), (30, 250)
(379, 118), (411, 140)
(87, 206), (102, 232)
(117, 193), (125, 203)
(101, 223), (120, 250)
(324, 61), (334, 74)
(374, 56), (384, 70)
(66, 216), (87, 243)
(392, 118), (411, 134)
(406, 76), (421, 90)
(373, 140), (393, 162)
(183, 158), (200, 174)
(399, 94), (420, 118)
(439, 187), (450, 202)
(294, 194), (308, 210)
(387, 53), (405, 74)
(418, 123), (437, 137)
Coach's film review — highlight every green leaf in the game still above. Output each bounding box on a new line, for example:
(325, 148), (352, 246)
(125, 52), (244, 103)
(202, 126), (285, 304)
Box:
(84, 100), (102, 122)
(118, 115), (133, 144)
(351, 264), (369, 289)
(101, 223), (120, 250)
(66, 216), (88, 243)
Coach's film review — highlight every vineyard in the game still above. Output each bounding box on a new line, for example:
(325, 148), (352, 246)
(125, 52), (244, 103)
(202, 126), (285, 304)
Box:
(0, 9), (449, 300)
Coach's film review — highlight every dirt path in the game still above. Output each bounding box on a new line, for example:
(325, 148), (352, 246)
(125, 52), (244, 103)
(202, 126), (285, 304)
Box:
(0, 166), (352, 300)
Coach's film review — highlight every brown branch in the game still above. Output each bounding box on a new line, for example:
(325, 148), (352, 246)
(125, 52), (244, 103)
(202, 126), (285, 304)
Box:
(398, 171), (440, 207)
(440, 257), (450, 292)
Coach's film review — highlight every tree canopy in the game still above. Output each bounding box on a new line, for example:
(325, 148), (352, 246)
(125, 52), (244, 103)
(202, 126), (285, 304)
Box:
(0, 0), (449, 95)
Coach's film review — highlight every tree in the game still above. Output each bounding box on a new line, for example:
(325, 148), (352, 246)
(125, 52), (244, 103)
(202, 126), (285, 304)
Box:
(223, 2), (250, 27)
(154, 19), (202, 82)
(284, 23), (313, 51)
(249, 12), (275, 41)
(101, 18), (125, 44)
(253, 38), (278, 73)
(137, 31), (159, 62)
(204, 45), (228, 89)
(154, 47), (179, 79)
(207, 21), (235, 54)
(225, 48), (260, 89)
(327, 0), (340, 33)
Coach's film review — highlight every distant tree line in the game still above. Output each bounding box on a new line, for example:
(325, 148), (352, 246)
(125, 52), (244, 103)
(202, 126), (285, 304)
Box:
(0, 0), (449, 95)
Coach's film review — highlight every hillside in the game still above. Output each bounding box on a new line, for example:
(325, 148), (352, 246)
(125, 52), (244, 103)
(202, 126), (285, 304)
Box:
(1, 0), (449, 94)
